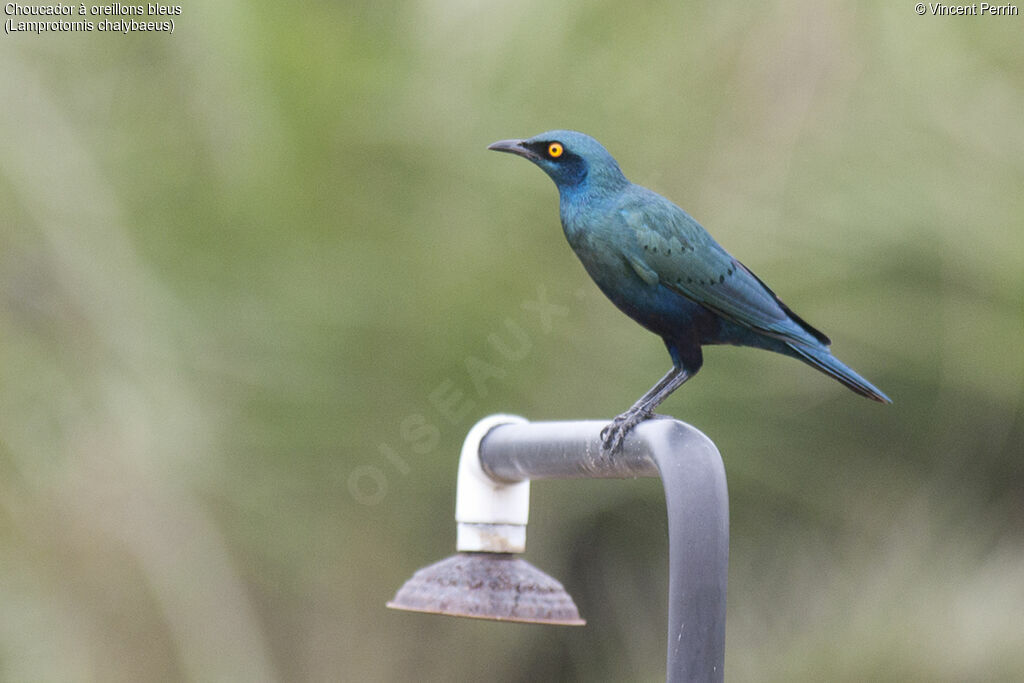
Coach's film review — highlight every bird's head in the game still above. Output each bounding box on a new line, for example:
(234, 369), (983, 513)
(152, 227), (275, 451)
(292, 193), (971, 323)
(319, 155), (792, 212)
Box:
(488, 130), (627, 194)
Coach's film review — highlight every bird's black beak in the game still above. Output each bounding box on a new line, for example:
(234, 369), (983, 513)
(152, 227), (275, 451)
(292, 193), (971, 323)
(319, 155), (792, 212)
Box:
(487, 138), (538, 160)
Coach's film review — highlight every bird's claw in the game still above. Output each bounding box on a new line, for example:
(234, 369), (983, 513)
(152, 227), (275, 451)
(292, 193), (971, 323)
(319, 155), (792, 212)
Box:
(599, 422), (627, 455)
(600, 409), (651, 455)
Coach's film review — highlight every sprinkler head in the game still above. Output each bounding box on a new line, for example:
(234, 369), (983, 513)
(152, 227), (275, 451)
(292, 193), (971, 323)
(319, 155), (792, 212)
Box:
(387, 552), (584, 626)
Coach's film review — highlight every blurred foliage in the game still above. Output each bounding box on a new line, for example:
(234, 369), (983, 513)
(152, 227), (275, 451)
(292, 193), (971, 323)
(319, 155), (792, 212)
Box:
(1, 1), (1023, 681)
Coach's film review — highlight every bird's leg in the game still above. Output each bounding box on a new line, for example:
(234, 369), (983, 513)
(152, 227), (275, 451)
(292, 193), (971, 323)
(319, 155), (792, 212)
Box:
(600, 366), (692, 454)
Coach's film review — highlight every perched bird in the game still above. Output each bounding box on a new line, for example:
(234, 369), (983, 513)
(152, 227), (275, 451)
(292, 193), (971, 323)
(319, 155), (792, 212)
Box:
(488, 130), (891, 453)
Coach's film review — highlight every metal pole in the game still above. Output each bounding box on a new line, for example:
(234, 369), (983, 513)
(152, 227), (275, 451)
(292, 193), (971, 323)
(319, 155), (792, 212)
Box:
(480, 417), (728, 683)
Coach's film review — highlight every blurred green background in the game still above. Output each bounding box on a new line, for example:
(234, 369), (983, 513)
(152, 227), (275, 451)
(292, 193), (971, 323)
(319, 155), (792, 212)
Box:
(2, 1), (1022, 681)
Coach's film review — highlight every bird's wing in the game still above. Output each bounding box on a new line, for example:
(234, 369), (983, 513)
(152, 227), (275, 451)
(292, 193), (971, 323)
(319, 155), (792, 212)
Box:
(618, 190), (830, 347)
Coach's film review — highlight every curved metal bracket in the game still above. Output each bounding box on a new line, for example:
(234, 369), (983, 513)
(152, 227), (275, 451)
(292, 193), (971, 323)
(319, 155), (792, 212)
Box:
(479, 417), (728, 683)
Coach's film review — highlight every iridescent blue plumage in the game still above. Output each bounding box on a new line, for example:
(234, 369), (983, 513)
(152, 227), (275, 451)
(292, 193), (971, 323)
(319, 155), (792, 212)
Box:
(488, 130), (890, 452)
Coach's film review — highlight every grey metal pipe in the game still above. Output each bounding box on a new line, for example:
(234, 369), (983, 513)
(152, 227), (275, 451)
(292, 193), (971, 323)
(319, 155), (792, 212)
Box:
(480, 417), (728, 683)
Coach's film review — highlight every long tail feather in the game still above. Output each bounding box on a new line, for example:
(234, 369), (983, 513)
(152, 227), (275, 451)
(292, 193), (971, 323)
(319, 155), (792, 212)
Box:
(787, 342), (891, 404)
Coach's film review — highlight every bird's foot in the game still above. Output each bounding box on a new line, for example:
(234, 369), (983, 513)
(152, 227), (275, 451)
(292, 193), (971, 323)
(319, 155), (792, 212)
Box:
(600, 408), (653, 455)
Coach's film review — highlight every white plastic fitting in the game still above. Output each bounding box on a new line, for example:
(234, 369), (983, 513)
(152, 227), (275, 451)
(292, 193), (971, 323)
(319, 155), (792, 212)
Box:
(454, 414), (530, 553)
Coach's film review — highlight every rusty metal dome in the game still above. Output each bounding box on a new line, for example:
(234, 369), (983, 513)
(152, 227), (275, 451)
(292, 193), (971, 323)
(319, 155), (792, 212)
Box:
(387, 552), (584, 626)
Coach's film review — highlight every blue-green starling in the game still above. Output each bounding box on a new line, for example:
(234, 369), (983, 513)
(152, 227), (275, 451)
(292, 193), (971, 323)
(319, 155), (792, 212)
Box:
(488, 130), (891, 453)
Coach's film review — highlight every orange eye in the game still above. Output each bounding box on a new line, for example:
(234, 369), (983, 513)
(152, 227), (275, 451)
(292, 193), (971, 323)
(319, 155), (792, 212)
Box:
(547, 142), (564, 158)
